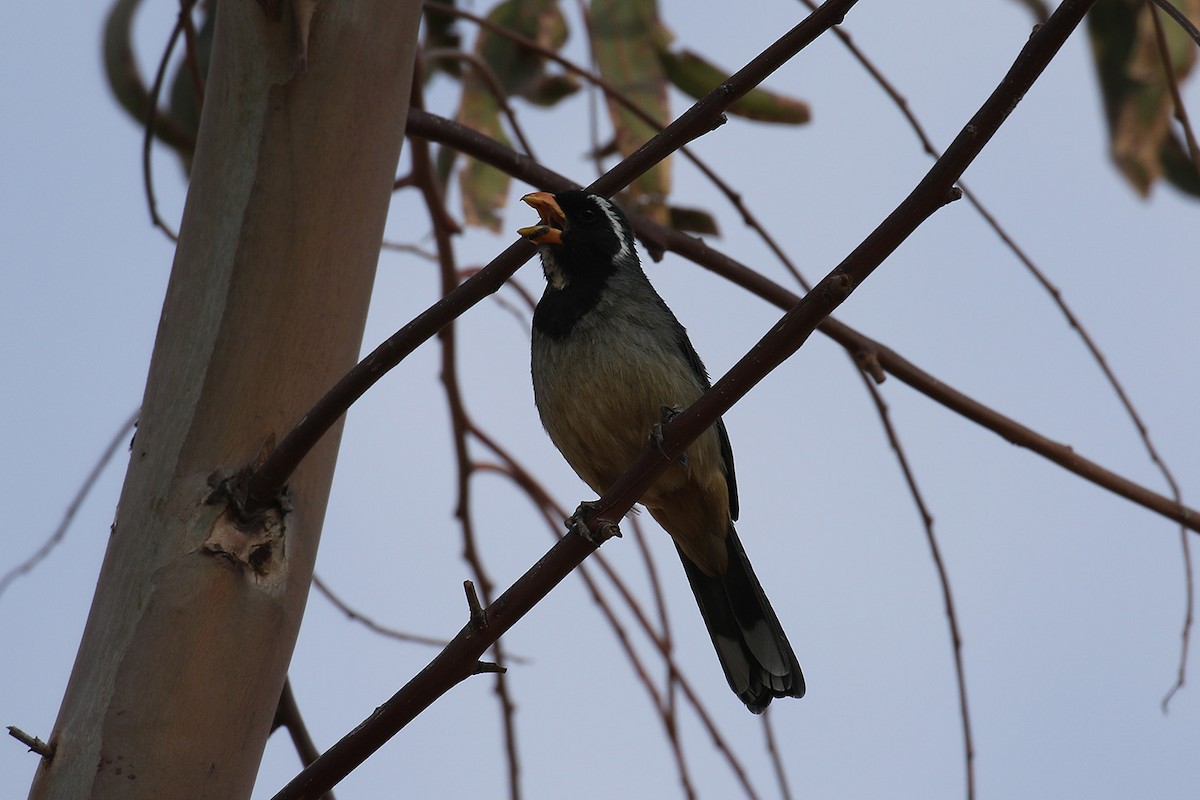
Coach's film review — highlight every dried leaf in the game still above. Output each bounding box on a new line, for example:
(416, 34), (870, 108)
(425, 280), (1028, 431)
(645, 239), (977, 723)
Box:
(454, 0), (575, 229)
(1087, 0), (1199, 197)
(480, 0), (570, 98)
(522, 73), (582, 107)
(589, 0), (673, 225)
(457, 89), (512, 231)
(423, 0), (463, 78)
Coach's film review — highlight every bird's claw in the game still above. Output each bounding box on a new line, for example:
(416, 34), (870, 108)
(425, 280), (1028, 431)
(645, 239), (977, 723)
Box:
(567, 501), (622, 545)
(650, 405), (687, 467)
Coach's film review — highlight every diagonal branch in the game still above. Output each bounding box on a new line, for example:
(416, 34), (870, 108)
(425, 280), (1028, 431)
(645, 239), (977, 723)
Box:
(796, 2), (1194, 685)
(269, 4), (1097, 797)
(406, 71), (525, 800)
(271, 680), (336, 800)
(241, 0), (859, 517)
(404, 107), (1200, 534)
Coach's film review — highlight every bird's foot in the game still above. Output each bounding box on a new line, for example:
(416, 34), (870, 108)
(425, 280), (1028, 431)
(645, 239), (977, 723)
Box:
(650, 405), (687, 467)
(566, 500), (622, 545)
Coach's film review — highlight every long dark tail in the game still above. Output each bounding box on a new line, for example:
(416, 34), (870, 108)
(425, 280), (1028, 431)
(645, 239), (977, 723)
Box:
(678, 525), (804, 713)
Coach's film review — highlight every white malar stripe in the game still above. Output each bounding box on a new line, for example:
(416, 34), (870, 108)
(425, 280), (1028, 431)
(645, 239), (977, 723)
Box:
(593, 196), (633, 265)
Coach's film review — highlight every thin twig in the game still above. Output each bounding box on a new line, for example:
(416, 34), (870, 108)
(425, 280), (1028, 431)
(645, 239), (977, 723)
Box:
(407, 73), (523, 800)
(272, 680), (336, 800)
(1146, 0), (1197, 709)
(269, 10), (1094, 795)
(7, 726), (55, 760)
(797, 0), (1189, 508)
(380, 239), (439, 261)
(311, 575), (454, 649)
(471, 435), (755, 799)
(803, 0), (1196, 707)
(0, 409), (139, 600)
(858, 369), (975, 799)
(422, 48), (537, 158)
(624, 519), (698, 800)
(1150, 0), (1200, 46)
(142, 1), (193, 241)
(1148, 5), (1200, 172)
(406, 107), (1200, 534)
(433, 26), (954, 776)
(243, 0), (859, 517)
(760, 710), (793, 800)
(426, 0), (811, 285)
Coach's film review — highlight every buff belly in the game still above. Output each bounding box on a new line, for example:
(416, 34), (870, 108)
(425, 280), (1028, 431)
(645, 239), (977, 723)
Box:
(532, 325), (732, 574)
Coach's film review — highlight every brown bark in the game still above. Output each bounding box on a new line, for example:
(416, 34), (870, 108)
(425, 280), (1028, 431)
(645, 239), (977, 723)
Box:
(28, 2), (422, 797)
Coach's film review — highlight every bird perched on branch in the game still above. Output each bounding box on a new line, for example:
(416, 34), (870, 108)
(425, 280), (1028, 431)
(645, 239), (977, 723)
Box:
(518, 189), (804, 713)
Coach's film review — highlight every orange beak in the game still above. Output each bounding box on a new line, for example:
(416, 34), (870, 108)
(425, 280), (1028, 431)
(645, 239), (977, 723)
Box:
(517, 192), (565, 246)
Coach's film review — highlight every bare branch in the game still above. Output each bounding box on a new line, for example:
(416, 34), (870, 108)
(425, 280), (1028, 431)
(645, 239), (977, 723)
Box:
(470, 440), (747, 797)
(1146, 0), (1199, 709)
(405, 71), (526, 797)
(7, 726), (55, 760)
(406, 105), (1200, 534)
(857, 371), (975, 798)
(141, 0), (195, 241)
(269, 5), (1093, 797)
(760, 710), (793, 800)
(422, 47), (537, 158)
(312, 575), (452, 649)
(0, 409), (138, 600)
(243, 0), (858, 517)
(1150, 0), (1200, 46)
(272, 680), (336, 800)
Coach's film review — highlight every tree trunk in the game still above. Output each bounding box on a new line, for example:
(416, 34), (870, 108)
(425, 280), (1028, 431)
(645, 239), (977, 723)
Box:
(29, 2), (422, 797)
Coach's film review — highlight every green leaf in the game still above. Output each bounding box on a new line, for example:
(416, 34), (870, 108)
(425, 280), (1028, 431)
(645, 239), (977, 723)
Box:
(661, 49), (810, 125)
(667, 204), (719, 235)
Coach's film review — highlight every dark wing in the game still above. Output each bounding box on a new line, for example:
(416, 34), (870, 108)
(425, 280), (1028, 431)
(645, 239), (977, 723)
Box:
(672, 320), (739, 522)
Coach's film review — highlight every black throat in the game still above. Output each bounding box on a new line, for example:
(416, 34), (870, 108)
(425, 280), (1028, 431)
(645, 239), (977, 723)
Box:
(532, 267), (610, 340)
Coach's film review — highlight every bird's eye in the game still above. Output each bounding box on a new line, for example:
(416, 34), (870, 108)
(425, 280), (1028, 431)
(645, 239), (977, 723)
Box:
(578, 207), (597, 223)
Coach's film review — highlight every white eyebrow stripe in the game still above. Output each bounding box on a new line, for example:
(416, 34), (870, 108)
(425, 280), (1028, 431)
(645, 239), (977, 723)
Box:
(594, 195), (633, 264)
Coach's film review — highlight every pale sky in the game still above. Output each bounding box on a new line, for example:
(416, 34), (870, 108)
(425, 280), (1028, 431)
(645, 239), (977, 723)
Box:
(3, 1), (1200, 798)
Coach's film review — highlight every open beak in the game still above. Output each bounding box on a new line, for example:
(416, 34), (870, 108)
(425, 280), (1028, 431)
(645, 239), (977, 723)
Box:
(517, 192), (565, 246)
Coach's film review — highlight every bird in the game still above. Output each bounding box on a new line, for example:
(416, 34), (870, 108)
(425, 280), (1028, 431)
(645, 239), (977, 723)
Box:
(518, 189), (804, 713)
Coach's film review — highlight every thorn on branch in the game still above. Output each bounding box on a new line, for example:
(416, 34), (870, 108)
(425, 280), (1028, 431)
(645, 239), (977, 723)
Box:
(855, 349), (887, 384)
(464, 580), (486, 629)
(7, 726), (54, 760)
(473, 660), (508, 675)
